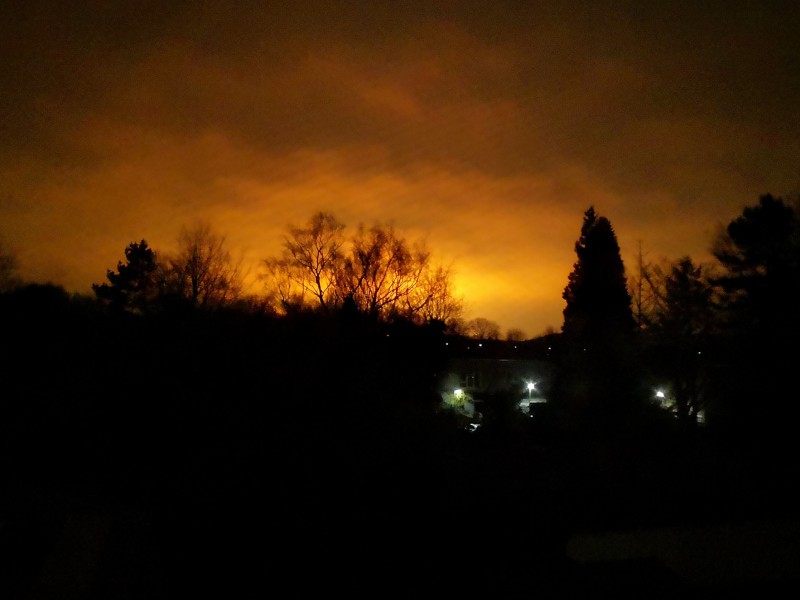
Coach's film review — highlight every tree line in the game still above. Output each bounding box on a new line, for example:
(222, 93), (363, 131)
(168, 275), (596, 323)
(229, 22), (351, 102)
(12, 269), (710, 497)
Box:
(554, 193), (800, 442)
(2, 192), (798, 436)
(80, 213), (464, 328)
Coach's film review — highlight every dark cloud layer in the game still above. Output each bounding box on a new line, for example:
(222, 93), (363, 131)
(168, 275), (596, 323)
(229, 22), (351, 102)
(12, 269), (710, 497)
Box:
(2, 1), (799, 334)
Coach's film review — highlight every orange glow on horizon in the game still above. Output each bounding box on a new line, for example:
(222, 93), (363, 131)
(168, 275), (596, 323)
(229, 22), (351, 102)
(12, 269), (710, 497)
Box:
(3, 4), (797, 337)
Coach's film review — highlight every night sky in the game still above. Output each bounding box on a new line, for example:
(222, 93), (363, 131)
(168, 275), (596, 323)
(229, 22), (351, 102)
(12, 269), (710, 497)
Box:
(2, 1), (798, 335)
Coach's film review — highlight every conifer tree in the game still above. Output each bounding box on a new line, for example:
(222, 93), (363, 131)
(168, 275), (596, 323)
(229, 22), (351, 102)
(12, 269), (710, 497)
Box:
(553, 207), (640, 429)
(710, 194), (800, 438)
(93, 240), (159, 314)
(562, 206), (634, 343)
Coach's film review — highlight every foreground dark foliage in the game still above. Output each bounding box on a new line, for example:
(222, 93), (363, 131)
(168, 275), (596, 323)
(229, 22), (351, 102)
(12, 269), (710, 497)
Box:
(1, 286), (799, 598)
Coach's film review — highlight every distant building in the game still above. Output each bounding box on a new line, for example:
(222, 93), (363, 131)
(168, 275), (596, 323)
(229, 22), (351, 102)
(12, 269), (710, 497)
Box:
(437, 335), (560, 420)
(439, 355), (555, 419)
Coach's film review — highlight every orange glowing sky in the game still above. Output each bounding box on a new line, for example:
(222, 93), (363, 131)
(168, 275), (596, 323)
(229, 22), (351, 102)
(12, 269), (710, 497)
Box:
(2, 1), (799, 336)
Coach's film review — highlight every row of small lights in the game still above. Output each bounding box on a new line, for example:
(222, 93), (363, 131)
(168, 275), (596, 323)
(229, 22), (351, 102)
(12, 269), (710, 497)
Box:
(454, 381), (536, 396)
(443, 343), (554, 352)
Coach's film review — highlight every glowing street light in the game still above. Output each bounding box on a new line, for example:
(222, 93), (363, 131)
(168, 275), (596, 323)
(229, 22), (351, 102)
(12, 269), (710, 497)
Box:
(454, 389), (464, 400)
(527, 381), (535, 399)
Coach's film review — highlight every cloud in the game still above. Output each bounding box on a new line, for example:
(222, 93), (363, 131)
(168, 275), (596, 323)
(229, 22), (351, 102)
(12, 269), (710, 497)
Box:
(2, 1), (799, 334)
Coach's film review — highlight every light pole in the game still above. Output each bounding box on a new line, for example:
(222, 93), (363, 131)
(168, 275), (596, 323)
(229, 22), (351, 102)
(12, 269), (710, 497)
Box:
(527, 382), (535, 399)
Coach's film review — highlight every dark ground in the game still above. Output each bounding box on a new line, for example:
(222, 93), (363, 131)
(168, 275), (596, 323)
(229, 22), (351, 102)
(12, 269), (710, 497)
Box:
(3, 417), (800, 599)
(3, 295), (799, 598)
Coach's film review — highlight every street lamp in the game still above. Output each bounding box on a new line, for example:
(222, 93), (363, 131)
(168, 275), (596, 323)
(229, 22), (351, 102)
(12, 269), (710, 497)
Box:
(527, 381), (535, 399)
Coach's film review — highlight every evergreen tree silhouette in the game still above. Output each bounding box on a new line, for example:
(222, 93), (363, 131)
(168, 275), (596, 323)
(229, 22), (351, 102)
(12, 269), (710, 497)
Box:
(562, 207), (635, 343)
(711, 194), (800, 447)
(93, 240), (159, 314)
(553, 207), (640, 431)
